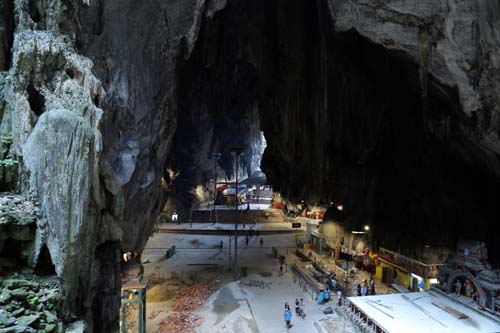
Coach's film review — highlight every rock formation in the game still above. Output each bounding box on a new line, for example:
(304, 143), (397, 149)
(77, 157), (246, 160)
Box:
(1, 0), (500, 330)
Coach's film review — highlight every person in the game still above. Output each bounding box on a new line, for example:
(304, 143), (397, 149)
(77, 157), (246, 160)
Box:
(171, 210), (179, 224)
(295, 298), (300, 314)
(284, 302), (290, 311)
(325, 288), (331, 302)
(471, 289), (479, 304)
(284, 308), (292, 329)
(317, 289), (325, 304)
(357, 283), (362, 296)
(362, 280), (368, 296)
(465, 280), (473, 298)
(455, 280), (462, 296)
(279, 264), (284, 276)
(337, 289), (342, 306)
(332, 277), (337, 291)
(219, 240), (223, 251)
(370, 277), (376, 295)
(260, 237), (263, 246)
(247, 202), (250, 211)
(298, 299), (306, 319)
(256, 229), (260, 237)
(245, 235), (249, 246)
(298, 307), (306, 319)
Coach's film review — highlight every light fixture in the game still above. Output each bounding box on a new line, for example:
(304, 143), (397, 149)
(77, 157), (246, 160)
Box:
(364, 225), (370, 231)
(337, 205), (344, 211)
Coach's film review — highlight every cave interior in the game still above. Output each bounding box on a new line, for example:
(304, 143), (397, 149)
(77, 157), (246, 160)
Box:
(167, 0), (500, 265)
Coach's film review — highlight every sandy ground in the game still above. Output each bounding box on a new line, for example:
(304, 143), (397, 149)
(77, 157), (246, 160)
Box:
(140, 226), (361, 333)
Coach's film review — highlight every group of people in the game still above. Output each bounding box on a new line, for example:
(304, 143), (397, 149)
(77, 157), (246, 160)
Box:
(356, 278), (375, 296)
(317, 287), (343, 306)
(284, 298), (306, 329)
(454, 278), (479, 303)
(326, 272), (338, 291)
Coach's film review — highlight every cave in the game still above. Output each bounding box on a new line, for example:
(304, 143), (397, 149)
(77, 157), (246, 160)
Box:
(26, 84), (45, 116)
(2, 0), (500, 332)
(34, 244), (56, 276)
(0, 238), (29, 271)
(0, 0), (14, 70)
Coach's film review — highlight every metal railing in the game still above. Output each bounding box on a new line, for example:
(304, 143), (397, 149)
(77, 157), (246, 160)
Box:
(378, 247), (443, 279)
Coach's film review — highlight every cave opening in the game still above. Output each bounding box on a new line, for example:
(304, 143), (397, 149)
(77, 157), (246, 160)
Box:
(0, 0), (14, 70)
(0, 237), (29, 272)
(162, 0), (500, 264)
(26, 84), (45, 117)
(34, 244), (56, 276)
(28, 0), (42, 24)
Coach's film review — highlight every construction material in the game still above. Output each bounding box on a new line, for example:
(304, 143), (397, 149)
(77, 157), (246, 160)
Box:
(157, 283), (219, 332)
(158, 313), (202, 333)
(241, 279), (272, 289)
(432, 301), (468, 320)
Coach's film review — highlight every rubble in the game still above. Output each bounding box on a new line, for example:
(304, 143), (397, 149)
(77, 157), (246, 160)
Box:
(0, 273), (61, 332)
(147, 309), (164, 320)
(158, 312), (202, 333)
(171, 284), (214, 312)
(155, 283), (219, 332)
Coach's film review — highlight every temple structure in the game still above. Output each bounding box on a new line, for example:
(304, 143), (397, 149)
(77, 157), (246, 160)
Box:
(437, 239), (500, 315)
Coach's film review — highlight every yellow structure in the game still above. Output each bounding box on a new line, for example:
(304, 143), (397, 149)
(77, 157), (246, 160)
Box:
(375, 247), (441, 291)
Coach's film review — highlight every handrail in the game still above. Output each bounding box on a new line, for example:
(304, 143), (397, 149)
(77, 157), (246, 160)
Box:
(379, 247), (443, 279)
(379, 247), (443, 267)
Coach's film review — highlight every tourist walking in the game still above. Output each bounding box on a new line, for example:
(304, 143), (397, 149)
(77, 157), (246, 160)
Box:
(298, 298), (306, 319)
(337, 289), (343, 306)
(325, 287), (331, 302)
(317, 289), (325, 304)
(284, 302), (290, 311)
(245, 235), (249, 246)
(284, 308), (292, 329)
(295, 298), (300, 314)
(370, 277), (376, 295)
(219, 240), (223, 251)
(260, 237), (263, 246)
(362, 280), (368, 296)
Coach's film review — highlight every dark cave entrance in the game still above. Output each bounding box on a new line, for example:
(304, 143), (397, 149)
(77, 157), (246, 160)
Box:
(167, 1), (269, 214)
(0, 238), (30, 272)
(34, 244), (56, 276)
(27, 84), (45, 117)
(166, 0), (500, 265)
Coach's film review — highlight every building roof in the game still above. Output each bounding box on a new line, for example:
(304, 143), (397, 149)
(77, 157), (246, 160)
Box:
(347, 290), (500, 333)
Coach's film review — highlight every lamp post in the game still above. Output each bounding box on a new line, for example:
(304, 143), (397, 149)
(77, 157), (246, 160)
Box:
(231, 146), (244, 280)
(211, 153), (221, 224)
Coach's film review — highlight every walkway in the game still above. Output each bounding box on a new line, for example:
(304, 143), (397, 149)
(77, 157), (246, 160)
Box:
(298, 248), (396, 296)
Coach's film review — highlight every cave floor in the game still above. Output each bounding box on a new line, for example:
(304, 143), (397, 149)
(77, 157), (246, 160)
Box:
(141, 222), (361, 333)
